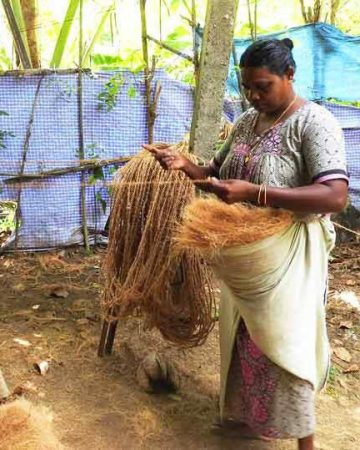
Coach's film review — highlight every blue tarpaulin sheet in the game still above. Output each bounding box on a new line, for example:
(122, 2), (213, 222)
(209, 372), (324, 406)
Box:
(228, 23), (360, 101)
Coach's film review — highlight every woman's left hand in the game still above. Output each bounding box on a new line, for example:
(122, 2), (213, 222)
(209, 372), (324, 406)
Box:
(196, 178), (256, 204)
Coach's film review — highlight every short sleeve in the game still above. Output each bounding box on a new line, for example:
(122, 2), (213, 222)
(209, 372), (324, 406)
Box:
(302, 107), (348, 184)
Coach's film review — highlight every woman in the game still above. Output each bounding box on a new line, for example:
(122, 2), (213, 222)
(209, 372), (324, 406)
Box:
(144, 38), (348, 450)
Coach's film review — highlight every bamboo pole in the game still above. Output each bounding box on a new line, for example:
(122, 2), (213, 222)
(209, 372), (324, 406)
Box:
(0, 68), (91, 76)
(1, 0), (32, 68)
(14, 76), (43, 249)
(191, 0), (200, 86)
(78, 0), (90, 252)
(140, 0), (153, 144)
(2, 156), (132, 184)
(20, 0), (40, 68)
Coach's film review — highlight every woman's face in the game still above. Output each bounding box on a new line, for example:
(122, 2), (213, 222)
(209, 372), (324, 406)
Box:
(241, 66), (294, 114)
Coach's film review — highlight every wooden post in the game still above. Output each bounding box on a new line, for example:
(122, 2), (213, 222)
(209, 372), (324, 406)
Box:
(20, 0), (40, 67)
(78, 0), (90, 252)
(14, 76), (43, 249)
(140, 0), (154, 144)
(189, 0), (238, 160)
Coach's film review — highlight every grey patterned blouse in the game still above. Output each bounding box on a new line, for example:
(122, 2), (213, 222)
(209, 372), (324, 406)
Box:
(210, 101), (348, 188)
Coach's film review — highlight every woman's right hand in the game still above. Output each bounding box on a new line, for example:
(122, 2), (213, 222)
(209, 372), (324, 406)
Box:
(142, 144), (188, 171)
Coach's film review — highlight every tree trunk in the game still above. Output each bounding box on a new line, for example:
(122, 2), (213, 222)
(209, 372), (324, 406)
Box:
(189, 0), (238, 160)
(20, 0), (40, 67)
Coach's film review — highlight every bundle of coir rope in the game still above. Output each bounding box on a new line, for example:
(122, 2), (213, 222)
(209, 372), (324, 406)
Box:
(102, 142), (216, 347)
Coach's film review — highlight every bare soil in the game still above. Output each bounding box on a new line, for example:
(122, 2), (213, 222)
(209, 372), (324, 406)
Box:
(0, 243), (359, 450)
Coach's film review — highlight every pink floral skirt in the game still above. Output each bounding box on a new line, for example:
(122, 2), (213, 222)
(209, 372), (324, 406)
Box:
(224, 320), (315, 439)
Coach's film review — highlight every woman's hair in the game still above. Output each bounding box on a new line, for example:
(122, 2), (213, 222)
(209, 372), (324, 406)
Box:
(240, 38), (296, 76)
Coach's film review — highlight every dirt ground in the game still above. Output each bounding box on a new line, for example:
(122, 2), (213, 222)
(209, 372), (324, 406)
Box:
(0, 242), (359, 450)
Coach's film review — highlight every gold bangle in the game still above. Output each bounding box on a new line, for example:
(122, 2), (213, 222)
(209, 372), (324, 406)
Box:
(257, 183), (264, 205)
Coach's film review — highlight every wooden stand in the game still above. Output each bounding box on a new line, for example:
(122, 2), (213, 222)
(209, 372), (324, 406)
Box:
(98, 316), (118, 356)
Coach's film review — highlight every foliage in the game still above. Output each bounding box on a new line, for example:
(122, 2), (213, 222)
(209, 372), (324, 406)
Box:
(327, 98), (360, 108)
(97, 72), (124, 111)
(82, 3), (114, 67)
(0, 111), (15, 149)
(0, 201), (16, 233)
(0, 0), (359, 75)
(50, 0), (79, 68)
(0, 48), (11, 69)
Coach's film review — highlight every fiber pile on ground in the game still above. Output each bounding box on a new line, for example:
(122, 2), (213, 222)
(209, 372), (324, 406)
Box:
(174, 197), (294, 254)
(0, 398), (62, 450)
(102, 143), (216, 347)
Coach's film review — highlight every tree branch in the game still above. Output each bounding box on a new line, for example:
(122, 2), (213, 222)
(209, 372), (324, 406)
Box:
(147, 34), (195, 63)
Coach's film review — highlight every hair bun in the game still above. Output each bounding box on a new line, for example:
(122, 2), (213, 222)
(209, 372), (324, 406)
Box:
(281, 38), (294, 50)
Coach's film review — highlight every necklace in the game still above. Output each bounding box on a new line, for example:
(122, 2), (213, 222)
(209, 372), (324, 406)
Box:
(244, 95), (298, 165)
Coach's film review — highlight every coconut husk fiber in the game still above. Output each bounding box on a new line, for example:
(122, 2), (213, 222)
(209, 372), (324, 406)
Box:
(174, 198), (294, 255)
(0, 398), (62, 450)
(102, 142), (216, 347)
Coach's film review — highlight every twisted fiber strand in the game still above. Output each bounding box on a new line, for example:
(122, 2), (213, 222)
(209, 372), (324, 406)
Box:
(102, 144), (216, 347)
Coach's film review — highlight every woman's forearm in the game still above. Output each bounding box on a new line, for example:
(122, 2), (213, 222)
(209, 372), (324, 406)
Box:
(181, 159), (214, 180)
(247, 181), (347, 213)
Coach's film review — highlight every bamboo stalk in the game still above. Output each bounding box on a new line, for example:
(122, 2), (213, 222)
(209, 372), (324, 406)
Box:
(246, 0), (256, 41)
(148, 81), (162, 137)
(3, 156), (132, 184)
(10, 0), (30, 58)
(14, 76), (43, 248)
(20, 0), (40, 68)
(146, 34), (194, 63)
(191, 0), (200, 86)
(78, 0), (89, 252)
(140, 0), (153, 143)
(1, 0), (32, 68)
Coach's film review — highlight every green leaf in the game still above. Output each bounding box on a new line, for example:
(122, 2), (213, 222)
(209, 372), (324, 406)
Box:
(164, 25), (191, 51)
(127, 85), (137, 98)
(88, 174), (97, 185)
(0, 111), (9, 116)
(82, 3), (114, 67)
(92, 54), (123, 67)
(93, 167), (105, 180)
(50, 0), (80, 68)
(165, 25), (189, 41)
(96, 192), (107, 214)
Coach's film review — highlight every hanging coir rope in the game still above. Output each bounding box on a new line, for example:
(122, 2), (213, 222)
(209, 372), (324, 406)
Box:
(102, 142), (216, 347)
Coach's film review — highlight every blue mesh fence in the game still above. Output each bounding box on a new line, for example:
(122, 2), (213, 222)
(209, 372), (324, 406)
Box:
(0, 71), (359, 251)
(0, 70), (193, 250)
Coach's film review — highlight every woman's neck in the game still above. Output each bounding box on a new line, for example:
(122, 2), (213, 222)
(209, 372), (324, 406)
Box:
(265, 91), (298, 120)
